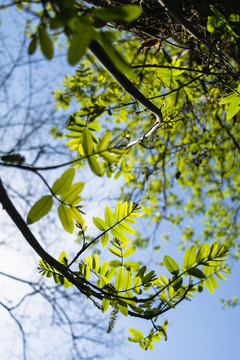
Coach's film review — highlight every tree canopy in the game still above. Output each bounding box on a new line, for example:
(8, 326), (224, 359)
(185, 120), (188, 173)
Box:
(0, 0), (239, 355)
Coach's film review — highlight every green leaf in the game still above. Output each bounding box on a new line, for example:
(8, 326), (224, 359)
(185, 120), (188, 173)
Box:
(101, 151), (119, 163)
(99, 260), (109, 276)
(27, 195), (53, 224)
(97, 131), (112, 152)
(118, 221), (135, 234)
(92, 217), (108, 231)
(124, 269), (132, 290)
(60, 182), (84, 205)
(62, 278), (72, 288)
(115, 266), (124, 291)
(114, 201), (123, 221)
(122, 246), (135, 258)
(93, 254), (99, 273)
(226, 96), (240, 119)
(93, 5), (142, 23)
(163, 255), (180, 276)
(106, 267), (115, 280)
(128, 328), (144, 340)
(182, 245), (197, 270)
(58, 204), (74, 233)
(228, 14), (240, 22)
(123, 262), (140, 271)
(52, 168), (75, 195)
(101, 232), (109, 247)
(28, 35), (38, 55)
(196, 244), (209, 263)
(38, 26), (54, 60)
(109, 260), (122, 268)
(117, 299), (128, 316)
(108, 247), (122, 258)
(82, 128), (94, 155)
(105, 205), (115, 227)
(186, 268), (206, 279)
(58, 251), (68, 266)
(172, 276), (183, 292)
(110, 226), (129, 243)
(101, 297), (110, 313)
(67, 19), (96, 65)
(159, 293), (168, 303)
(87, 155), (103, 176)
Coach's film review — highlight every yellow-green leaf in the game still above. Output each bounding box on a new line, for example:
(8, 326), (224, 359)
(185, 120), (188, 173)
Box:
(27, 195), (53, 224)
(101, 232), (109, 247)
(57, 204), (74, 233)
(92, 217), (108, 231)
(182, 245), (196, 270)
(163, 255), (180, 276)
(122, 246), (135, 258)
(52, 168), (75, 195)
(105, 205), (115, 227)
(115, 266), (124, 291)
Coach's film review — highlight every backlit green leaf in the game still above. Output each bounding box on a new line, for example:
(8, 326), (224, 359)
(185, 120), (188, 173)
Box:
(196, 244), (209, 263)
(118, 221), (135, 234)
(52, 168), (75, 195)
(110, 226), (129, 243)
(101, 232), (109, 247)
(182, 245), (197, 270)
(82, 128), (94, 155)
(108, 247), (122, 258)
(122, 246), (135, 258)
(97, 131), (112, 152)
(27, 195), (53, 224)
(115, 266), (124, 291)
(163, 255), (180, 276)
(128, 328), (144, 340)
(87, 155), (103, 176)
(57, 204), (74, 233)
(101, 297), (110, 313)
(60, 182), (84, 205)
(105, 205), (115, 227)
(92, 216), (108, 231)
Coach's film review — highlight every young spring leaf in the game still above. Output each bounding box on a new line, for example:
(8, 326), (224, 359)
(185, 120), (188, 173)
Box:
(115, 266), (124, 291)
(128, 328), (144, 341)
(52, 168), (75, 195)
(87, 155), (103, 176)
(101, 232), (109, 247)
(92, 216), (108, 231)
(196, 244), (209, 263)
(27, 195), (53, 224)
(182, 245), (197, 270)
(163, 255), (180, 276)
(122, 246), (135, 258)
(60, 182), (84, 204)
(57, 204), (74, 233)
(105, 205), (115, 227)
(97, 131), (112, 152)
